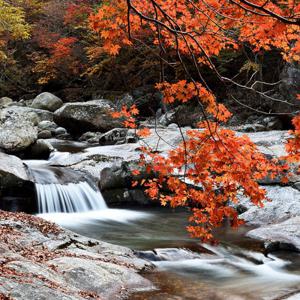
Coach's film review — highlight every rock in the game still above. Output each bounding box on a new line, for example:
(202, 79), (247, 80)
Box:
(100, 161), (155, 191)
(158, 105), (203, 127)
(38, 130), (52, 139)
(55, 127), (67, 136)
(247, 217), (300, 252)
(100, 164), (131, 191)
(138, 248), (204, 262)
(99, 128), (137, 146)
(32, 92), (63, 112)
(168, 123), (178, 129)
(54, 100), (123, 135)
(239, 186), (300, 226)
(0, 213), (154, 300)
(0, 97), (13, 107)
(263, 116), (283, 130)
(102, 188), (153, 207)
(79, 131), (103, 144)
(38, 120), (58, 132)
(159, 110), (176, 126)
(0, 108), (38, 152)
(0, 152), (35, 211)
(0, 152), (29, 189)
(2, 106), (53, 122)
(125, 87), (162, 117)
(49, 257), (151, 300)
(25, 139), (54, 159)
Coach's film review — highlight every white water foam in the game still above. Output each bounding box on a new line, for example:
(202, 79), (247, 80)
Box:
(38, 209), (151, 226)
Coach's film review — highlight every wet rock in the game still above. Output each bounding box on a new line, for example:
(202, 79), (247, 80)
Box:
(247, 217), (300, 252)
(137, 248), (204, 262)
(239, 186), (300, 226)
(0, 107), (38, 152)
(54, 100), (123, 135)
(25, 139), (54, 159)
(55, 127), (67, 136)
(99, 128), (137, 146)
(38, 130), (52, 139)
(79, 131), (103, 144)
(102, 188), (154, 207)
(32, 92), (63, 112)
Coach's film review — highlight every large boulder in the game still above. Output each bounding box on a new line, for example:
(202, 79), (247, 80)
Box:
(247, 217), (300, 252)
(239, 186), (300, 226)
(31, 92), (63, 112)
(0, 108), (38, 152)
(0, 152), (29, 189)
(54, 100), (123, 135)
(2, 106), (54, 122)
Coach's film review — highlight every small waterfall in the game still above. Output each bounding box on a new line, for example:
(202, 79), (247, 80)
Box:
(26, 161), (107, 214)
(35, 182), (107, 213)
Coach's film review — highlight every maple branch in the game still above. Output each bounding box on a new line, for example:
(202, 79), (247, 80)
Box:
(237, 0), (300, 25)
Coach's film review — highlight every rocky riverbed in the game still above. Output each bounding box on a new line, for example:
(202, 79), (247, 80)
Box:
(0, 92), (300, 299)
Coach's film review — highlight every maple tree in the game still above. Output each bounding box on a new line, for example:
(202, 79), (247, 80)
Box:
(90, 0), (300, 240)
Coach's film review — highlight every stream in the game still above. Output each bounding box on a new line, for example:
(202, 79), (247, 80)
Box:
(24, 140), (300, 300)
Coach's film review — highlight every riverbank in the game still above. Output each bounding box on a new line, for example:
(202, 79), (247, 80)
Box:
(0, 210), (154, 300)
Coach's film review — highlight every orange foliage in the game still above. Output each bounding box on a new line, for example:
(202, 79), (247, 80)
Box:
(111, 104), (139, 129)
(135, 123), (287, 240)
(92, 0), (300, 240)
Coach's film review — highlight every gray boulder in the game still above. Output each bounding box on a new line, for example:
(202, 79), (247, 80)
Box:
(54, 100), (123, 135)
(2, 106), (53, 122)
(247, 217), (300, 252)
(32, 92), (63, 112)
(0, 152), (30, 189)
(0, 97), (13, 107)
(38, 120), (58, 132)
(0, 108), (38, 152)
(239, 186), (300, 226)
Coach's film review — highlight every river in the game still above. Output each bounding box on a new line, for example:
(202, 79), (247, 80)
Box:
(24, 140), (300, 300)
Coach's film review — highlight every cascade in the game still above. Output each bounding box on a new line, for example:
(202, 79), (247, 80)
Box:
(26, 161), (107, 214)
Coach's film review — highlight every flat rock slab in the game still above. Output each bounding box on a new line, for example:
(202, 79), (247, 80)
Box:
(0, 212), (154, 300)
(247, 217), (300, 252)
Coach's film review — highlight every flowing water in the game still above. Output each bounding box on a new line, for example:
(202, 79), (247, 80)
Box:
(24, 141), (300, 300)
